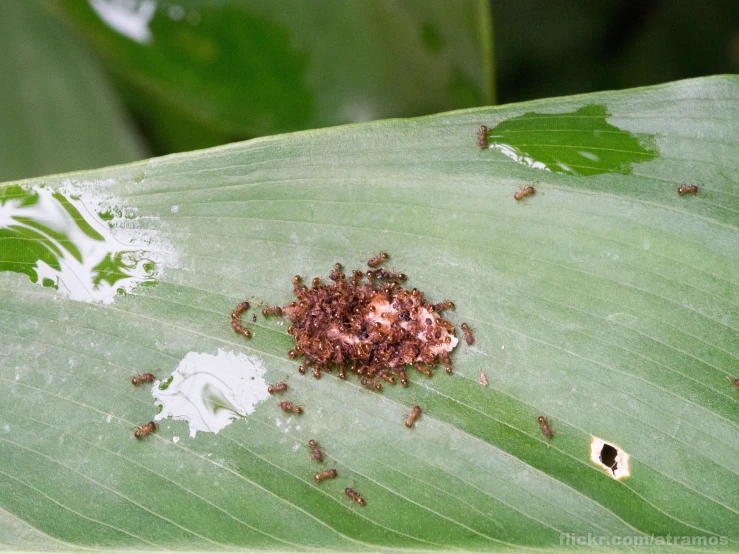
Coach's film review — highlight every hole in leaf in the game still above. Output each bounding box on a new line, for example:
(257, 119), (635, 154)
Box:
(590, 436), (630, 480)
(599, 443), (618, 474)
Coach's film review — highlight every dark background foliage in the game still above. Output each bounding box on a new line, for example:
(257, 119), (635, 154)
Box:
(494, 0), (739, 104)
(2, 0), (738, 181)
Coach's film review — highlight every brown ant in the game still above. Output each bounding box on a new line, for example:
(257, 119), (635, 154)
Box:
(231, 301), (250, 318)
(278, 401), (302, 415)
(231, 320), (251, 338)
(231, 301), (251, 338)
(360, 378), (381, 391)
(329, 263), (345, 282)
(399, 368), (408, 387)
(405, 405), (422, 428)
(293, 275), (304, 292)
(514, 185), (535, 201)
(134, 421), (156, 439)
(432, 301), (455, 311)
(372, 268), (388, 280)
(537, 416), (553, 447)
(268, 381), (289, 394)
(477, 125), (488, 149)
(377, 370), (395, 384)
(413, 364), (432, 377)
(262, 306), (283, 317)
(131, 373), (156, 386)
(314, 469), (338, 482)
(367, 252), (388, 268)
(677, 184), (698, 195)
(461, 323), (474, 345)
(442, 353), (452, 374)
(307, 439), (323, 462)
(373, 268), (406, 281)
(345, 487), (366, 506)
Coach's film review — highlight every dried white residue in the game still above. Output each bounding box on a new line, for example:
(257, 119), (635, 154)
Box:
(152, 349), (270, 438)
(0, 179), (175, 304)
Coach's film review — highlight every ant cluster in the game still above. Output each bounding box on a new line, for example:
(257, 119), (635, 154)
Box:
(278, 254), (459, 386)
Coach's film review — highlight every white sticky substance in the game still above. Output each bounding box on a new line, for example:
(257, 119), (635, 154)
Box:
(362, 295), (458, 355)
(153, 349), (270, 438)
(1, 181), (174, 304)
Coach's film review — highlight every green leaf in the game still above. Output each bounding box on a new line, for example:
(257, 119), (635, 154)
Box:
(56, 0), (494, 152)
(0, 0), (147, 182)
(1, 76), (738, 549)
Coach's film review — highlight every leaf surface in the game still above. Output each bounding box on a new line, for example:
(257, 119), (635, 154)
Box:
(0, 76), (738, 550)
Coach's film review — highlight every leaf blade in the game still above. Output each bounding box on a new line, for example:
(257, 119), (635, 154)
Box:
(0, 75), (738, 549)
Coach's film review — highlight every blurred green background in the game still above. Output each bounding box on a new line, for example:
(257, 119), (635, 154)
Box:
(2, 0), (738, 182)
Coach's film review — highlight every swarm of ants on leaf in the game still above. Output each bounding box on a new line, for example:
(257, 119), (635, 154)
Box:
(256, 253), (463, 389)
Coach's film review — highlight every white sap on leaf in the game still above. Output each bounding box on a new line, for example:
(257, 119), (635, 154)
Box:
(152, 349), (270, 438)
(0, 180), (173, 304)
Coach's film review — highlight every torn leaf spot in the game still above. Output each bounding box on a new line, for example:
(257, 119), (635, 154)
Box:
(590, 436), (630, 480)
